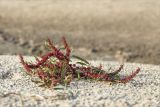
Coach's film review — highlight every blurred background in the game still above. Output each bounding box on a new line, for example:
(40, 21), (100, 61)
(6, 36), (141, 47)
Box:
(0, 0), (160, 64)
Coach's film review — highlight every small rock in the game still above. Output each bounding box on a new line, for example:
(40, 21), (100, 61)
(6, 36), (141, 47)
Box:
(91, 48), (99, 53)
(29, 47), (38, 54)
(0, 31), (6, 42)
(0, 71), (10, 79)
(19, 38), (29, 47)
(115, 50), (129, 63)
(8, 37), (18, 44)
(0, 34), (4, 41)
(78, 47), (91, 55)
(28, 40), (34, 47)
(12, 73), (22, 80)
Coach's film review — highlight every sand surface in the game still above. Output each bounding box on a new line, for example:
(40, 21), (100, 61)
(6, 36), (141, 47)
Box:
(1, 0), (160, 64)
(0, 55), (159, 107)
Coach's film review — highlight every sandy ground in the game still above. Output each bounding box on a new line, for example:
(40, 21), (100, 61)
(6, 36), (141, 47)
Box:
(0, 55), (160, 107)
(0, 0), (160, 64)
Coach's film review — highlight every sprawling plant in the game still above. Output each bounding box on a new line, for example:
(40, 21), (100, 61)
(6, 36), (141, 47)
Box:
(19, 37), (140, 87)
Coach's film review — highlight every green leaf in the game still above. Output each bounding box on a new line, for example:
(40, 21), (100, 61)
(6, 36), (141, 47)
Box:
(76, 62), (87, 66)
(77, 71), (81, 80)
(59, 47), (65, 50)
(49, 57), (57, 64)
(38, 84), (46, 87)
(114, 74), (120, 80)
(68, 90), (74, 97)
(72, 55), (90, 65)
(54, 87), (64, 90)
(92, 67), (104, 73)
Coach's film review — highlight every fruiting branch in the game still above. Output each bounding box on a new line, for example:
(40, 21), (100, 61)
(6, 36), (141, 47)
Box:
(19, 37), (140, 87)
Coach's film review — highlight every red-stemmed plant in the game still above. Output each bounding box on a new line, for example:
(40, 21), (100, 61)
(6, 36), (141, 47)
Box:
(19, 37), (140, 87)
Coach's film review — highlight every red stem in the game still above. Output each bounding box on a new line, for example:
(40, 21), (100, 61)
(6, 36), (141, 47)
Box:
(120, 68), (140, 83)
